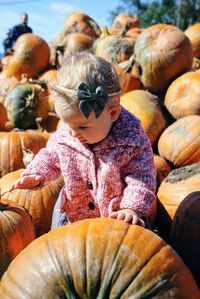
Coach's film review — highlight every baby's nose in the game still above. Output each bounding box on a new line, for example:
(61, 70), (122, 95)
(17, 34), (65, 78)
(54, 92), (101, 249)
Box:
(70, 129), (80, 138)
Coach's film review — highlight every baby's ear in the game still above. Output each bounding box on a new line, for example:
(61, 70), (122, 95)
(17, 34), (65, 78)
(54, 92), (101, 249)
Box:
(109, 105), (121, 122)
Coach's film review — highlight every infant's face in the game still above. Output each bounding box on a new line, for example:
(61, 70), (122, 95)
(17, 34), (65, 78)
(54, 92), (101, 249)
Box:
(55, 100), (120, 144)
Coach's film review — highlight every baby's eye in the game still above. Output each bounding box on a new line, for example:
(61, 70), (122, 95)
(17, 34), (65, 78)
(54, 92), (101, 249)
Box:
(79, 126), (87, 130)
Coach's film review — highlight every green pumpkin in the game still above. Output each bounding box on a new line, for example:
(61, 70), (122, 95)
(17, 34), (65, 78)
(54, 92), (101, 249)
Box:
(5, 83), (49, 130)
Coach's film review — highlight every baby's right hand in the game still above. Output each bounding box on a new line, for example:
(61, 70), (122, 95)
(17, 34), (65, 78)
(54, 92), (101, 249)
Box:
(9, 175), (43, 191)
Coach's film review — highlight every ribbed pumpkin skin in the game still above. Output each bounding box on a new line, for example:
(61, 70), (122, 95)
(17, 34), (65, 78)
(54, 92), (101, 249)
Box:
(134, 24), (193, 94)
(0, 169), (64, 237)
(185, 23), (200, 58)
(5, 83), (49, 129)
(5, 33), (50, 80)
(0, 131), (49, 177)
(158, 115), (200, 167)
(0, 199), (35, 278)
(170, 191), (200, 287)
(165, 71), (200, 119)
(157, 163), (200, 219)
(120, 90), (167, 146)
(0, 218), (199, 298)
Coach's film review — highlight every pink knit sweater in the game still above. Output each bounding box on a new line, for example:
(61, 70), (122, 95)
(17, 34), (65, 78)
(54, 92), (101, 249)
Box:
(23, 107), (156, 222)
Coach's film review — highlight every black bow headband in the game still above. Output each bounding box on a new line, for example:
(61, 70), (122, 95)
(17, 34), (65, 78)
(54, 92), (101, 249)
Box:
(77, 82), (108, 118)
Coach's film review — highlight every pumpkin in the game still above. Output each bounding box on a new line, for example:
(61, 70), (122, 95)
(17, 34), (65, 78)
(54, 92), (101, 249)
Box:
(0, 218), (199, 298)
(164, 71), (200, 119)
(5, 82), (49, 130)
(63, 12), (101, 40)
(0, 198), (35, 278)
(64, 32), (94, 54)
(0, 169), (64, 237)
(170, 191), (200, 287)
(120, 90), (167, 147)
(114, 64), (143, 95)
(95, 31), (135, 64)
(112, 13), (140, 31)
(0, 72), (19, 105)
(0, 103), (7, 130)
(0, 130), (49, 177)
(158, 115), (200, 167)
(5, 33), (50, 80)
(39, 69), (57, 112)
(134, 24), (193, 94)
(185, 23), (200, 58)
(154, 154), (172, 189)
(157, 162), (200, 220)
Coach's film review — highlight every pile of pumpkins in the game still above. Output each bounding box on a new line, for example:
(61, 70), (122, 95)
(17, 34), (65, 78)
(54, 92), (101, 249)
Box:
(0, 11), (200, 297)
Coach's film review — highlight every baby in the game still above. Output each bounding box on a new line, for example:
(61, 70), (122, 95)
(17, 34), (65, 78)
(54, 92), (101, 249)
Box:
(10, 51), (156, 228)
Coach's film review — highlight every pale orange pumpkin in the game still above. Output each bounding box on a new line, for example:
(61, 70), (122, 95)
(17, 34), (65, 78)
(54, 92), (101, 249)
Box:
(120, 90), (167, 147)
(185, 23), (200, 58)
(0, 169), (64, 237)
(158, 115), (200, 167)
(164, 71), (200, 119)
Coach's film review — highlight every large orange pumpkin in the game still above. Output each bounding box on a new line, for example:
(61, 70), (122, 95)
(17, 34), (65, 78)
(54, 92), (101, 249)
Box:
(120, 90), (167, 147)
(185, 23), (200, 58)
(0, 130), (49, 177)
(134, 24), (193, 94)
(5, 33), (50, 80)
(158, 115), (200, 167)
(39, 69), (57, 112)
(165, 71), (200, 119)
(0, 218), (199, 298)
(0, 199), (35, 278)
(0, 169), (64, 237)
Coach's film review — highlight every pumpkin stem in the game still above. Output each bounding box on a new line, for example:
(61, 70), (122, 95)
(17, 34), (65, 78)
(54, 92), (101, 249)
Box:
(21, 137), (35, 167)
(117, 21), (131, 38)
(124, 55), (135, 73)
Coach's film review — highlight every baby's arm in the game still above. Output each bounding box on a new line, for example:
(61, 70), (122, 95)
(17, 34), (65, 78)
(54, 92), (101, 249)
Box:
(10, 132), (61, 191)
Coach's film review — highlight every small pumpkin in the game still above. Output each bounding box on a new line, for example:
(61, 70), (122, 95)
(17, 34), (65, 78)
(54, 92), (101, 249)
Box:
(5, 33), (50, 80)
(5, 82), (49, 130)
(0, 169), (64, 237)
(112, 13), (140, 31)
(0, 198), (35, 278)
(170, 191), (200, 287)
(0, 218), (199, 298)
(63, 12), (101, 40)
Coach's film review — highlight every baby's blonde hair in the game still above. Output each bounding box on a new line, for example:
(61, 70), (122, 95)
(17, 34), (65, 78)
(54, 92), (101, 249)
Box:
(52, 51), (121, 109)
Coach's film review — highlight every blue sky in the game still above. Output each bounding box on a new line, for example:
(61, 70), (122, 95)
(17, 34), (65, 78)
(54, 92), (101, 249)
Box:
(0, 0), (121, 54)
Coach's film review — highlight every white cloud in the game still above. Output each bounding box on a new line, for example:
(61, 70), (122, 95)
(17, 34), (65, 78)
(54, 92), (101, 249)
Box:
(49, 2), (79, 15)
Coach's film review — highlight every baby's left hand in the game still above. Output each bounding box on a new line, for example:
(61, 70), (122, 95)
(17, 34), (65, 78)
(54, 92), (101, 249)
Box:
(109, 209), (145, 227)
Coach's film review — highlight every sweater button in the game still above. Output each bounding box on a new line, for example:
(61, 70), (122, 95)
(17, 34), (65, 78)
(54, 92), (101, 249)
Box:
(87, 180), (93, 190)
(88, 202), (95, 210)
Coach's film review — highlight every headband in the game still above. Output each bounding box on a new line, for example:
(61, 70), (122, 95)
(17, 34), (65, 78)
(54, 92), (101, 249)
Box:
(50, 82), (120, 119)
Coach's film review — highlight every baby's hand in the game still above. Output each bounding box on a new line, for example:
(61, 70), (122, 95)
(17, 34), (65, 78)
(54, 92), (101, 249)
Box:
(9, 174), (43, 191)
(109, 209), (145, 227)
